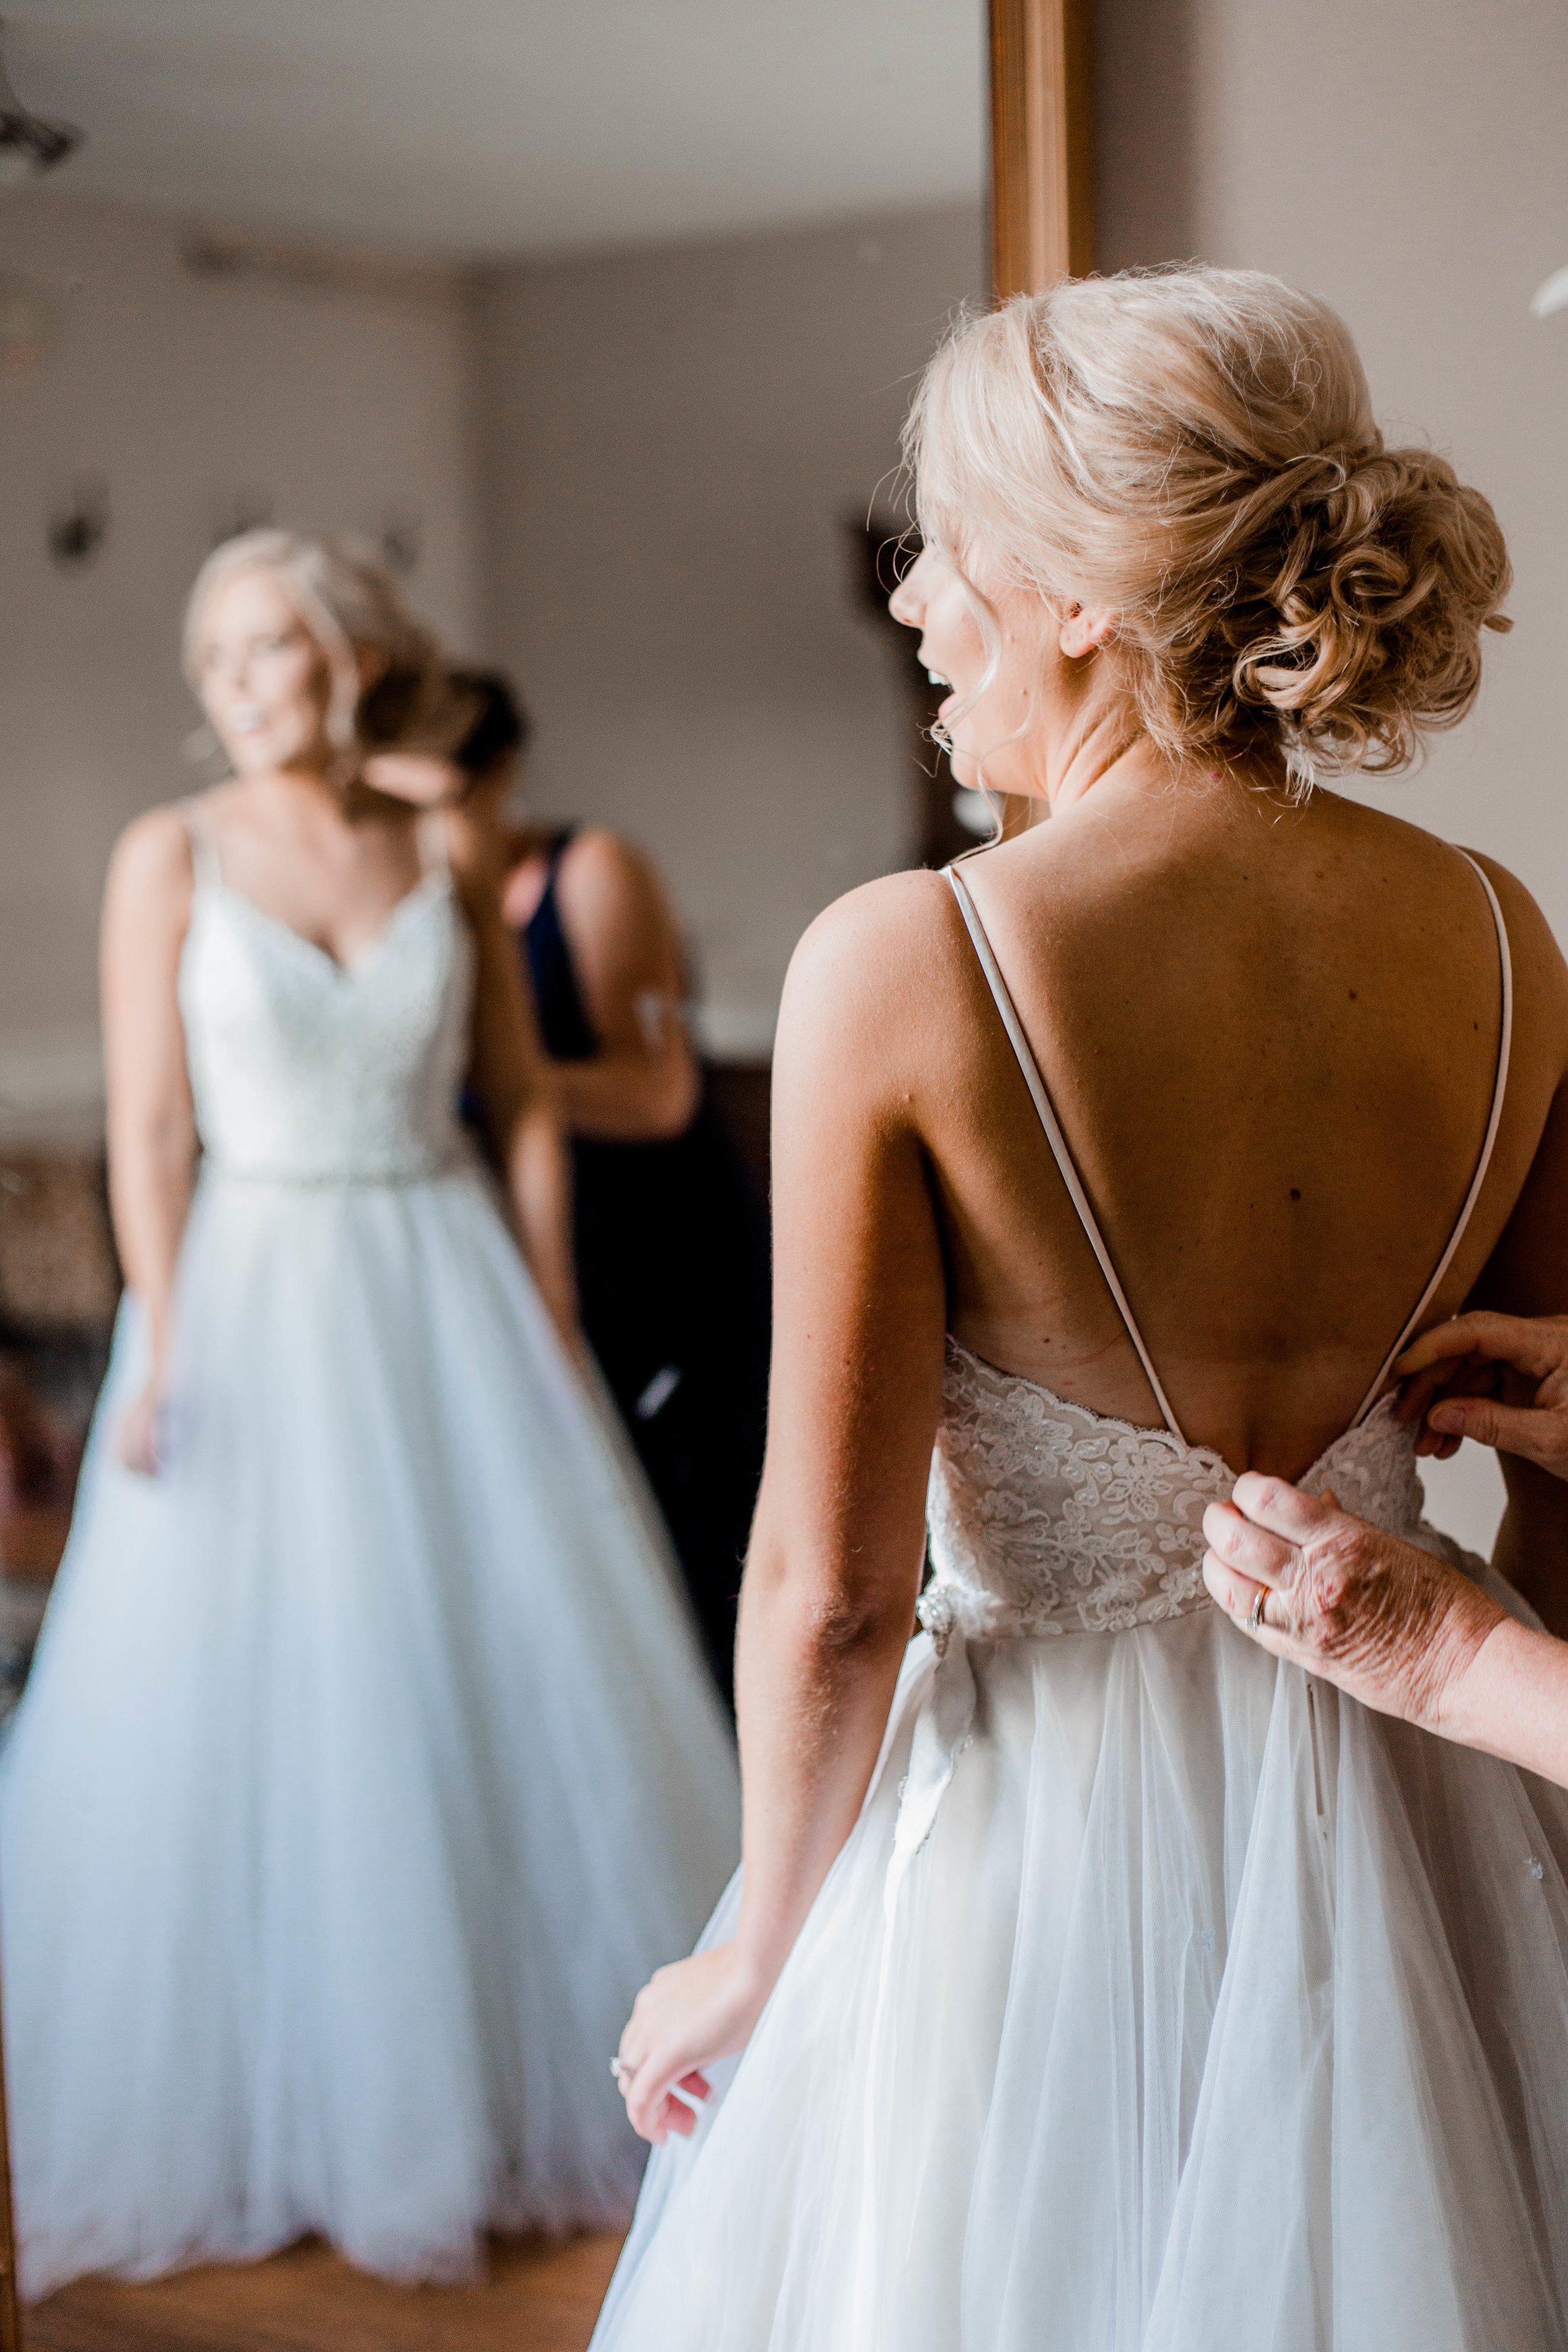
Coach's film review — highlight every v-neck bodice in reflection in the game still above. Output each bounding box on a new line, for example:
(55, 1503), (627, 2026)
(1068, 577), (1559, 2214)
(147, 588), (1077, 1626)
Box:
(179, 870), (473, 1185)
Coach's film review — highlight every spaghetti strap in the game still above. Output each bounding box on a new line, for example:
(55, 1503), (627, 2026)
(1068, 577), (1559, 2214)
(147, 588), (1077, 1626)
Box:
(945, 865), (1185, 1442)
(179, 799), (223, 892)
(1348, 849), (1513, 1428)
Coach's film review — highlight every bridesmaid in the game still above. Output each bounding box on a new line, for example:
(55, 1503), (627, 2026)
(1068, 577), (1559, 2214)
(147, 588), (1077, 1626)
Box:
(374, 674), (770, 1702)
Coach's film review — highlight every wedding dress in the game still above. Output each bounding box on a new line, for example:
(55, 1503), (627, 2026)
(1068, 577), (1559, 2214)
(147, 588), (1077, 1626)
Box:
(0, 815), (739, 2299)
(593, 856), (1568, 2351)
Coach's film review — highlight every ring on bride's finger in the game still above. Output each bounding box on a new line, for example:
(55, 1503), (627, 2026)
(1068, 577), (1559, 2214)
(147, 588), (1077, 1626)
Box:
(1248, 1584), (1268, 1633)
(610, 2057), (630, 2086)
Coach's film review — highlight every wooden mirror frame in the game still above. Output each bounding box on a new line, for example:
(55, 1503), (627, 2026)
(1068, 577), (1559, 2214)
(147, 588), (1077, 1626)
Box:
(989, 0), (1094, 839)
(990, 0), (1095, 298)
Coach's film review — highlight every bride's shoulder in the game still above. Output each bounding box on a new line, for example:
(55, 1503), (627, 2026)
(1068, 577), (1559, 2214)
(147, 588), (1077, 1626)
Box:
(104, 782), (248, 926)
(106, 799), (199, 899)
(1458, 846), (1560, 950)
(109, 781), (239, 865)
(1459, 848), (1568, 1049)
(782, 868), (971, 1002)
(775, 868), (981, 1088)
(1325, 798), (1565, 1007)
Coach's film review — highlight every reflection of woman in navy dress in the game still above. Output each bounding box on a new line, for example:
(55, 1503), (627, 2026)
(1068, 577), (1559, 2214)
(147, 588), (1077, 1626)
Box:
(519, 828), (771, 1703)
(374, 675), (770, 1701)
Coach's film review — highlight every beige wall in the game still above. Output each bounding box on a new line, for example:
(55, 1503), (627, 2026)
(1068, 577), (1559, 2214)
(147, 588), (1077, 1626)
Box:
(470, 203), (987, 1056)
(1099, 0), (1568, 935)
(0, 191), (482, 1140)
(1099, 0), (1568, 1550)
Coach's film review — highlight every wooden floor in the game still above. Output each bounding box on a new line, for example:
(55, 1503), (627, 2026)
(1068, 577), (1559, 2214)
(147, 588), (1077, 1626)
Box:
(25, 2233), (625, 2352)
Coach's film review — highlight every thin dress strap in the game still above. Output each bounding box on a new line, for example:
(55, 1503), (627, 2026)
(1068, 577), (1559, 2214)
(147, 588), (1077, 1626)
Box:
(945, 865), (1186, 1441)
(179, 800), (223, 891)
(1348, 849), (1513, 1428)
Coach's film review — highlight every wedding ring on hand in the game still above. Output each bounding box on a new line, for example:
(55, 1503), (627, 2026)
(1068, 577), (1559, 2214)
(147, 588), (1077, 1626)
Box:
(610, 2057), (630, 2087)
(1248, 1584), (1269, 1633)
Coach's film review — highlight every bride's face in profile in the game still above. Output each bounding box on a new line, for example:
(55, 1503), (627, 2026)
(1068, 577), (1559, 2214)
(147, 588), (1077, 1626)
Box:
(193, 566), (333, 778)
(890, 544), (1053, 799)
(891, 544), (1123, 805)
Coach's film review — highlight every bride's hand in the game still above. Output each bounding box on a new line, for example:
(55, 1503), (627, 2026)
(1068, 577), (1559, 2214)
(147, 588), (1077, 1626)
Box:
(115, 1377), (166, 1476)
(615, 1941), (771, 2147)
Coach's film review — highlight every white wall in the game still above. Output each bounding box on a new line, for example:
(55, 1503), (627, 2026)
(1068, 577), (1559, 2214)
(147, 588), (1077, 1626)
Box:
(1098, 0), (1568, 1552)
(1099, 0), (1568, 937)
(0, 190), (483, 1141)
(471, 203), (986, 1056)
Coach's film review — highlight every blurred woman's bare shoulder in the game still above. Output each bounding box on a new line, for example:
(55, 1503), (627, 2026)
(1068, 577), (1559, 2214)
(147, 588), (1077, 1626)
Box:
(554, 825), (670, 917)
(106, 801), (199, 904)
(105, 780), (262, 927)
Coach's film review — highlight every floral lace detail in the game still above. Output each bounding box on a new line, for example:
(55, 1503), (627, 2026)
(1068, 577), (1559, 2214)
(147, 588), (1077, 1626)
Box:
(1298, 1392), (1425, 1527)
(925, 1341), (1427, 1645)
(180, 877), (474, 1185)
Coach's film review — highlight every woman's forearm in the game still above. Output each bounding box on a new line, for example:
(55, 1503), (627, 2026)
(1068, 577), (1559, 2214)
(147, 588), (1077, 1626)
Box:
(1438, 1615), (1568, 1788)
(503, 1096), (578, 1340)
(731, 1532), (913, 1988)
(554, 1041), (699, 1142)
(108, 1131), (195, 1373)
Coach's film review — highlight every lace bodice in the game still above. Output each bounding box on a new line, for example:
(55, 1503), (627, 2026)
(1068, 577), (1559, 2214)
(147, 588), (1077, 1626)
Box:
(178, 876), (474, 1185)
(923, 1341), (1429, 1647)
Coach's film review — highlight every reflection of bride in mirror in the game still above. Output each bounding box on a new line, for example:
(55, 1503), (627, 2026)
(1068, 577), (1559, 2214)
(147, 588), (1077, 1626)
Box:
(0, 530), (739, 2300)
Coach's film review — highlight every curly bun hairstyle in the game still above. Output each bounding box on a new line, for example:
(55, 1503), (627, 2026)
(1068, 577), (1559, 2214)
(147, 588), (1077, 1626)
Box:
(906, 268), (1512, 784)
(183, 529), (443, 758)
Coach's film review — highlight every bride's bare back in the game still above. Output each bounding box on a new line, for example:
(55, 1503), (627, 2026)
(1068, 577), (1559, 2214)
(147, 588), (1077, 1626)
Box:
(782, 776), (1567, 1465)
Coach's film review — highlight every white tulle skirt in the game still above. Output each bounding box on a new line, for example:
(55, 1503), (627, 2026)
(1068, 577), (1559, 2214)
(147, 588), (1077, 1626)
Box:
(0, 1164), (739, 2299)
(593, 1579), (1568, 2349)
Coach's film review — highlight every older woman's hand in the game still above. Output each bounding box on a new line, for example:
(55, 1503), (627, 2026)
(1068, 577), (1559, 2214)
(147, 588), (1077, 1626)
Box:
(1396, 1311), (1568, 1476)
(1201, 1476), (1506, 1736)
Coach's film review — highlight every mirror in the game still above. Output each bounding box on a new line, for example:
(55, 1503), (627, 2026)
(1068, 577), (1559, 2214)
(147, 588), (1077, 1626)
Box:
(0, 4), (988, 2346)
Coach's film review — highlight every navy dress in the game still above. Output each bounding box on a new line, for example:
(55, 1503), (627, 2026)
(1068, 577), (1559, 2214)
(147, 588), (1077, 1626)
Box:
(521, 832), (770, 1702)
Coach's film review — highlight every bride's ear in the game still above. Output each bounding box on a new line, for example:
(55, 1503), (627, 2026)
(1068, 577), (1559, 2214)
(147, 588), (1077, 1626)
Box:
(1058, 602), (1118, 660)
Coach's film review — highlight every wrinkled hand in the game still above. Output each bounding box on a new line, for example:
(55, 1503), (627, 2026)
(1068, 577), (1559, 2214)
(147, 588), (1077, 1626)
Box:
(1201, 1474), (1505, 1735)
(614, 1941), (770, 2148)
(115, 1377), (166, 1476)
(1396, 1311), (1568, 1478)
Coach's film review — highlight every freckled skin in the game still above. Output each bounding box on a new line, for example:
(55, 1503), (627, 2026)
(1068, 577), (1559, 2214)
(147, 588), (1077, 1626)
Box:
(1205, 1483), (1501, 1733)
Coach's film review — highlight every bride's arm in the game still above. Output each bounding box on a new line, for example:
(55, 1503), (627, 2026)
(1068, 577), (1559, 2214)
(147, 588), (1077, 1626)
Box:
(451, 822), (578, 1345)
(100, 810), (198, 1473)
(615, 877), (948, 2145)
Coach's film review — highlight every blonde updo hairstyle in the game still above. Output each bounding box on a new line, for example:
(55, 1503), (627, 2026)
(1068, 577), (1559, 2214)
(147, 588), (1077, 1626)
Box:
(907, 268), (1512, 787)
(183, 529), (443, 763)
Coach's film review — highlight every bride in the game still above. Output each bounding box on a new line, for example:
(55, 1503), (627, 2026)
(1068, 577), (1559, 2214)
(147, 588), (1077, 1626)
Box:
(595, 269), (1568, 2348)
(0, 530), (739, 2299)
